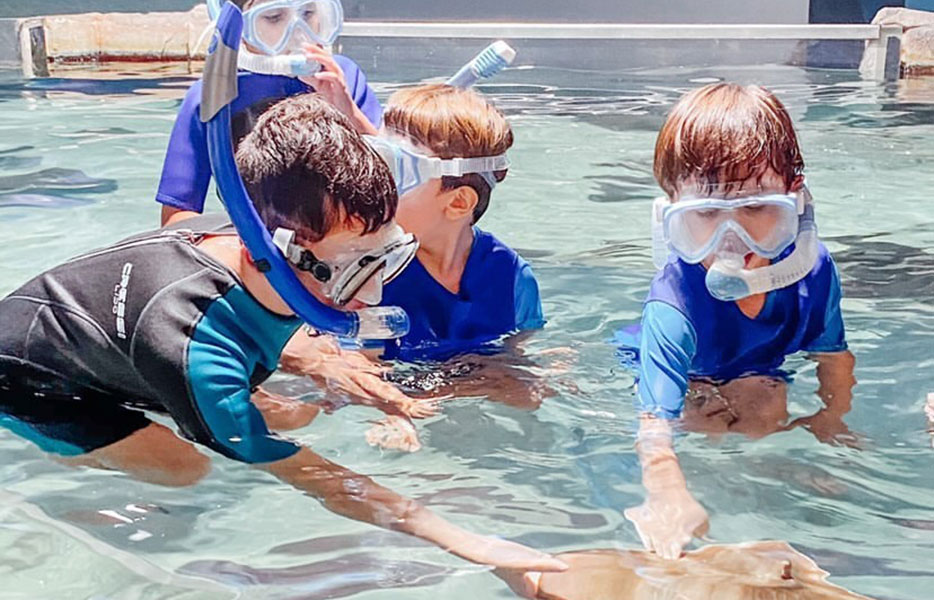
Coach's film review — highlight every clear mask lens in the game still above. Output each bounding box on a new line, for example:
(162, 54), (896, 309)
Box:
(246, 0), (342, 55)
(664, 194), (799, 263)
(327, 229), (418, 306)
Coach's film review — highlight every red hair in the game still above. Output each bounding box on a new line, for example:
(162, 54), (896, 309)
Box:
(654, 83), (804, 198)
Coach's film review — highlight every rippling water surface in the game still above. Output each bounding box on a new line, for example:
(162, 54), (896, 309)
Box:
(0, 64), (933, 599)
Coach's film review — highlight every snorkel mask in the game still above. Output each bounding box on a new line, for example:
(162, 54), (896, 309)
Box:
(205, 0), (342, 77)
(365, 41), (517, 198)
(651, 185), (819, 301)
(272, 224), (417, 307)
(364, 135), (511, 197)
(201, 3), (410, 339)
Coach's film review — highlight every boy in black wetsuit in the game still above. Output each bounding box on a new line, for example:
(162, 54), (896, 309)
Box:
(0, 94), (565, 575)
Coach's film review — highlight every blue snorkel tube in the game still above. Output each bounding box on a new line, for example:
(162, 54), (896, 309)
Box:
(447, 41), (516, 88)
(200, 3), (409, 339)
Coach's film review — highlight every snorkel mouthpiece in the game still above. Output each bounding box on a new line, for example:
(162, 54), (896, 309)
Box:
(202, 3), (409, 339)
(705, 204), (819, 301)
(238, 50), (321, 77)
(446, 41), (516, 88)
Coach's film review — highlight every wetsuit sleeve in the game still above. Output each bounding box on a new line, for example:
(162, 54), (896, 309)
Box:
(514, 262), (546, 330)
(186, 332), (300, 465)
(638, 301), (697, 419)
(335, 55), (383, 127)
(804, 263), (848, 353)
(155, 82), (210, 213)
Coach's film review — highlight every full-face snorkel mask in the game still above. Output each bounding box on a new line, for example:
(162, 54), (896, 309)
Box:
(651, 185), (819, 301)
(205, 0), (342, 77)
(201, 3), (410, 339)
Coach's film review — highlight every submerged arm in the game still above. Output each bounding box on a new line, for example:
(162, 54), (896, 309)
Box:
(794, 264), (859, 445)
(279, 331), (437, 419)
(622, 301), (708, 559)
(790, 350), (858, 446)
(263, 447), (567, 571)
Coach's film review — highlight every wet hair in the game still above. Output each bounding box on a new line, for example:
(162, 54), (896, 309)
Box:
(382, 84), (513, 223)
(235, 93), (397, 242)
(654, 83), (805, 198)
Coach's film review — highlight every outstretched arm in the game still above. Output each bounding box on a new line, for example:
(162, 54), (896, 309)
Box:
(263, 447), (568, 572)
(279, 331), (438, 419)
(622, 301), (708, 559)
(624, 415), (709, 560)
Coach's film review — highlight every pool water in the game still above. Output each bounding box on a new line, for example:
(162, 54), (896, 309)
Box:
(1, 63), (933, 599)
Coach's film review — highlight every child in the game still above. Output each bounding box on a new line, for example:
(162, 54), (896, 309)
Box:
(377, 83), (545, 361)
(618, 83), (856, 559)
(155, 0), (382, 226)
(0, 94), (565, 575)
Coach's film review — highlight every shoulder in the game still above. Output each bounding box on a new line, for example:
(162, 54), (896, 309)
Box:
(809, 242), (838, 279)
(472, 228), (522, 265)
(646, 258), (704, 316)
(802, 242), (842, 299)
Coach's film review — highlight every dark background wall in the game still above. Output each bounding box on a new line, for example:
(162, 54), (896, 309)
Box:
(809, 0), (904, 23)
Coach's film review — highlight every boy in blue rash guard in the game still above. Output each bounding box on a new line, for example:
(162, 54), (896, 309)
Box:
(378, 84), (544, 361)
(0, 94), (568, 576)
(617, 83), (856, 560)
(156, 0), (382, 226)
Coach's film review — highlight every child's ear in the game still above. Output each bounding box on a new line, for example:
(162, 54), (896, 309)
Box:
(443, 185), (479, 222)
(790, 175), (805, 192)
(239, 242), (256, 267)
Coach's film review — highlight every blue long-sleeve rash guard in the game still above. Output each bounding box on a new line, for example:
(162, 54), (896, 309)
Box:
(616, 242), (847, 419)
(155, 57), (383, 213)
(374, 227), (545, 362)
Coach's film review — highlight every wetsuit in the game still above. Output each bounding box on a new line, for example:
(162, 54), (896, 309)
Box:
(0, 216), (301, 463)
(378, 227), (544, 362)
(155, 60), (382, 213)
(615, 243), (847, 418)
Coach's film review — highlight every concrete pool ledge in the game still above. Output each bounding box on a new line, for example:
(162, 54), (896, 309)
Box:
(0, 6), (916, 80)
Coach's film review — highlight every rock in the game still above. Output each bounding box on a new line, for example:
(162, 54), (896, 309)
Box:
(862, 7), (934, 77)
(902, 24), (934, 75)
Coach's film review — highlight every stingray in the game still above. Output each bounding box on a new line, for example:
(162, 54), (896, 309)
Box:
(0, 168), (117, 196)
(499, 541), (874, 600)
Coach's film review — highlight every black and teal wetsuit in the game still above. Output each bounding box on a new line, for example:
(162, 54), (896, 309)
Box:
(0, 216), (301, 464)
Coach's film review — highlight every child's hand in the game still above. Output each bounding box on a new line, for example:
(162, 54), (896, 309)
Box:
(300, 45), (355, 119)
(280, 333), (434, 418)
(788, 411), (862, 449)
(365, 415), (422, 453)
(624, 490), (709, 560)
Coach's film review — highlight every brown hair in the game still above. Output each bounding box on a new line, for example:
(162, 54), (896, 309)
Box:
(235, 93), (397, 242)
(654, 83), (804, 198)
(382, 84), (514, 223)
